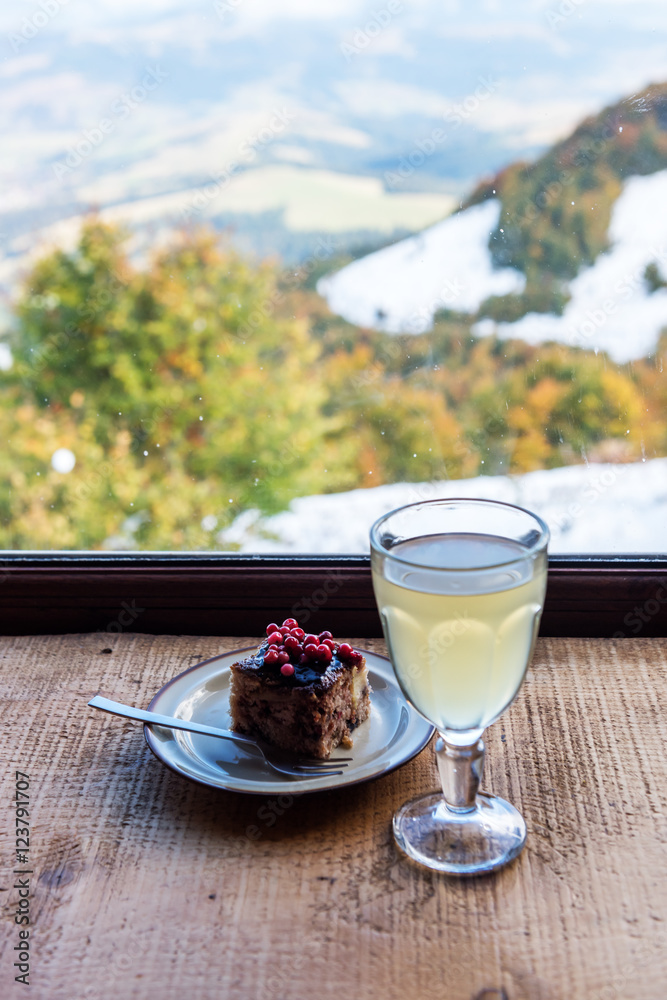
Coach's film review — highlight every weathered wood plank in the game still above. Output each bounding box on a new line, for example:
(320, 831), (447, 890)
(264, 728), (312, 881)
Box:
(1, 634), (666, 999)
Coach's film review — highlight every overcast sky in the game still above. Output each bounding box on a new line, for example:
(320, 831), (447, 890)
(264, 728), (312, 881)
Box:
(0, 0), (665, 280)
(2, 0), (665, 147)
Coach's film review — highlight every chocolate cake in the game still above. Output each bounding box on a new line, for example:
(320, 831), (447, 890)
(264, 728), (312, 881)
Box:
(229, 618), (371, 758)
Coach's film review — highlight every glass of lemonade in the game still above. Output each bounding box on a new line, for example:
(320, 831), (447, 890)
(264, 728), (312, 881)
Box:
(370, 498), (549, 875)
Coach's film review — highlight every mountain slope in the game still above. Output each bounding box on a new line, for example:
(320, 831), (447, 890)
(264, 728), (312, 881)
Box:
(473, 81), (667, 282)
(317, 199), (525, 334)
(476, 169), (667, 362)
(318, 83), (667, 361)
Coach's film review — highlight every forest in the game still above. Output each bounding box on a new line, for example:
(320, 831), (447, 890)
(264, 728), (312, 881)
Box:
(1, 213), (665, 550)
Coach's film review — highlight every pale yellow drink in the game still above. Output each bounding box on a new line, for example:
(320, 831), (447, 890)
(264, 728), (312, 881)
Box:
(371, 533), (547, 732)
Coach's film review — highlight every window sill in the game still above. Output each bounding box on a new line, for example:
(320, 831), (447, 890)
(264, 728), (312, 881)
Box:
(1, 553), (666, 636)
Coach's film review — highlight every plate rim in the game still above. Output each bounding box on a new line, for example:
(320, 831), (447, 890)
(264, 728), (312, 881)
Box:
(144, 646), (435, 795)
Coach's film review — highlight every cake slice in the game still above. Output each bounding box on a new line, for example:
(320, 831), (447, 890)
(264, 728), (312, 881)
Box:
(229, 618), (371, 759)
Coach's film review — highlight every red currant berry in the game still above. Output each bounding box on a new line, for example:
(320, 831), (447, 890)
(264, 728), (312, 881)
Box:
(264, 649), (279, 665)
(299, 653), (309, 664)
(317, 644), (333, 662)
(266, 623), (280, 635)
(284, 635), (300, 652)
(282, 618), (298, 628)
(350, 651), (363, 665)
(337, 643), (353, 659)
(279, 626), (292, 636)
(304, 634), (318, 646)
(290, 627), (305, 640)
(321, 638), (335, 651)
(280, 662), (295, 677)
(318, 631), (333, 641)
(304, 643), (319, 659)
(277, 650), (290, 665)
(268, 631), (283, 646)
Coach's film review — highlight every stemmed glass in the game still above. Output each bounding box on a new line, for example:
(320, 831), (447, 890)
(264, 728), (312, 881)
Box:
(370, 498), (549, 875)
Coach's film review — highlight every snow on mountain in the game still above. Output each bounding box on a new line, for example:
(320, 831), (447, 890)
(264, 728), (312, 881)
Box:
(317, 199), (525, 334)
(476, 170), (667, 362)
(319, 172), (667, 361)
(217, 458), (667, 555)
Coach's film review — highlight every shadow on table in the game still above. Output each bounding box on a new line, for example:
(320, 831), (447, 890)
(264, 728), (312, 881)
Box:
(98, 729), (437, 854)
(148, 756), (420, 847)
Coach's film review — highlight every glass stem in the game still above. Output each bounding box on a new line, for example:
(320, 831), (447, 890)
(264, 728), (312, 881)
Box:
(435, 736), (485, 813)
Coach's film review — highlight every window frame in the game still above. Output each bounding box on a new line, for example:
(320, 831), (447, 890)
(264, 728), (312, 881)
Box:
(2, 553), (666, 637)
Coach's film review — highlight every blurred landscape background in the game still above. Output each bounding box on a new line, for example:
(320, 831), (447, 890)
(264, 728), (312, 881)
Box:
(1, 0), (666, 552)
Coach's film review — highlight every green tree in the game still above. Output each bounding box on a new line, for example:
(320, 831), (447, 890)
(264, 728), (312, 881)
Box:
(5, 220), (335, 547)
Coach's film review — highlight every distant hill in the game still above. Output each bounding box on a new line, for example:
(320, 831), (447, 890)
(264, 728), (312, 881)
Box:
(468, 81), (667, 289)
(318, 82), (667, 362)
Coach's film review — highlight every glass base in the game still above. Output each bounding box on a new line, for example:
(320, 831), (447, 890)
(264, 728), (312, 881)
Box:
(393, 791), (526, 876)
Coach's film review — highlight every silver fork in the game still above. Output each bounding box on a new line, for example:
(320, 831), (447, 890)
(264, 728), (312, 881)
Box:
(88, 695), (352, 779)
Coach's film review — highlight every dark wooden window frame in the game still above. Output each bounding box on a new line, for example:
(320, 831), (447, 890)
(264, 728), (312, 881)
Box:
(1, 553), (666, 637)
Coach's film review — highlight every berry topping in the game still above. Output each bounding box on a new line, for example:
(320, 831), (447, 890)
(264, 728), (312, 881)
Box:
(259, 617), (359, 674)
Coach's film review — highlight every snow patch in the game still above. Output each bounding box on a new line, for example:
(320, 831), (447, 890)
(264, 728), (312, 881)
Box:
(319, 173), (667, 361)
(479, 170), (667, 362)
(218, 458), (667, 555)
(317, 199), (525, 334)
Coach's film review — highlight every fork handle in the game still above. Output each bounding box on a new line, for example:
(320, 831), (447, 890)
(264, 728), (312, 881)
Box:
(88, 695), (259, 749)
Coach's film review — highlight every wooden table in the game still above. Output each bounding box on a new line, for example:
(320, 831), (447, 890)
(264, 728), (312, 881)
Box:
(1, 634), (667, 1000)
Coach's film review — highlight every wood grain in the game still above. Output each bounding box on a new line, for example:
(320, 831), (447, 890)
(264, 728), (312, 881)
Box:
(1, 634), (667, 1000)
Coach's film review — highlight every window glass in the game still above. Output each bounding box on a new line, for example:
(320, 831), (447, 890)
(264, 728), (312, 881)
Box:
(1, 0), (666, 554)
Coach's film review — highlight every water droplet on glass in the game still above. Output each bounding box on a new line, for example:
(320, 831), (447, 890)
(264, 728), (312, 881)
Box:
(51, 448), (76, 474)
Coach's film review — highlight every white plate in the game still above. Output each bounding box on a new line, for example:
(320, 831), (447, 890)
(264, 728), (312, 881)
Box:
(144, 648), (434, 795)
